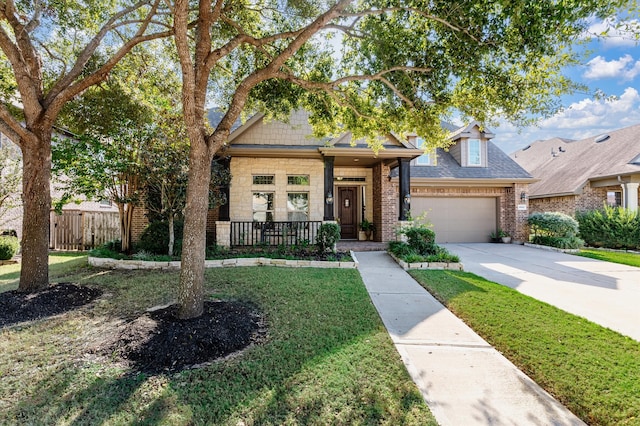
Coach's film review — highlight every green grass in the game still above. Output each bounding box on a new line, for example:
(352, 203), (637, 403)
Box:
(0, 252), (89, 292)
(410, 270), (640, 426)
(0, 260), (435, 425)
(576, 249), (640, 268)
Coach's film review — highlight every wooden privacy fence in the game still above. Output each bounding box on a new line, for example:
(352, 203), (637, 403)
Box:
(50, 210), (120, 251)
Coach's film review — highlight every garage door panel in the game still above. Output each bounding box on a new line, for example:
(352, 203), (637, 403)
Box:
(412, 197), (497, 243)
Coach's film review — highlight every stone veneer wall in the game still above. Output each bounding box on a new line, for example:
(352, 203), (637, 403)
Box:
(229, 157), (325, 221)
(372, 162), (396, 242)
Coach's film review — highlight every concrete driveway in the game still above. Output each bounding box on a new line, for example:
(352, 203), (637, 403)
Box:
(444, 243), (640, 342)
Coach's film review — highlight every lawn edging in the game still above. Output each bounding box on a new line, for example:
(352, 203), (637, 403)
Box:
(523, 242), (580, 254)
(89, 251), (359, 270)
(388, 252), (463, 271)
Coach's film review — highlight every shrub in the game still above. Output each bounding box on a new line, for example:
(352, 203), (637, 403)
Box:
(316, 223), (340, 253)
(576, 206), (640, 249)
(397, 222), (438, 255)
(528, 212), (583, 249)
(388, 241), (415, 258)
(137, 220), (184, 255)
(0, 236), (19, 260)
(89, 243), (126, 259)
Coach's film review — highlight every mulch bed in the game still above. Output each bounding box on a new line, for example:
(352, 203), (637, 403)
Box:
(0, 283), (102, 328)
(1, 284), (266, 375)
(94, 301), (266, 374)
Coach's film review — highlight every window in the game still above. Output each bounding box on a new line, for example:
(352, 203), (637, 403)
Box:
(253, 192), (274, 221)
(287, 192), (309, 221)
(99, 199), (112, 207)
(607, 191), (622, 207)
(253, 175), (274, 185)
(287, 175), (310, 185)
(415, 137), (433, 166)
(468, 139), (481, 166)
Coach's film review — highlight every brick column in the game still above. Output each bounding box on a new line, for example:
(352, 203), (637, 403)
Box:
(373, 162), (396, 242)
(506, 183), (530, 243)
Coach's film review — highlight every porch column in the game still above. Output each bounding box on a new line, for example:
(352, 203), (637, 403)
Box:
(324, 156), (335, 221)
(622, 182), (639, 210)
(398, 158), (411, 220)
(217, 157), (231, 221)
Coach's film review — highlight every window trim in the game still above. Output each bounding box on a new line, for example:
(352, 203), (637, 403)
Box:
(467, 138), (482, 166)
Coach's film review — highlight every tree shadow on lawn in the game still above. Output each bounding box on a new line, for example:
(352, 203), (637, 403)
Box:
(3, 267), (432, 425)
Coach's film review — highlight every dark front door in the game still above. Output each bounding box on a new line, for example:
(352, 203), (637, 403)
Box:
(338, 186), (358, 239)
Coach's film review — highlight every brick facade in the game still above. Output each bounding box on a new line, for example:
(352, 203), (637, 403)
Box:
(529, 182), (625, 217)
(409, 184), (530, 242)
(130, 206), (149, 243)
(372, 162), (397, 242)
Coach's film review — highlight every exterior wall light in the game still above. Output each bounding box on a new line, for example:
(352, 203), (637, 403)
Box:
(520, 192), (527, 201)
(326, 191), (334, 205)
(404, 192), (411, 204)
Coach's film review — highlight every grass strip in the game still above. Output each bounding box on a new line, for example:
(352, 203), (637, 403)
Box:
(1, 263), (435, 425)
(410, 269), (640, 426)
(576, 249), (640, 268)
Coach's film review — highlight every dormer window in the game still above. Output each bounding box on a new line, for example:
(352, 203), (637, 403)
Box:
(468, 139), (481, 166)
(415, 137), (435, 166)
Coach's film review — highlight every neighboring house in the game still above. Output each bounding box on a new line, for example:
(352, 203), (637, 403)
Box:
(510, 124), (640, 216)
(139, 110), (532, 247)
(0, 132), (119, 249)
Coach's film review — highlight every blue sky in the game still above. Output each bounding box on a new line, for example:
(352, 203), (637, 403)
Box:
(490, 17), (640, 154)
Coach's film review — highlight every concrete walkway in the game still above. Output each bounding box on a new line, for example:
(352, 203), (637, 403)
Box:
(444, 243), (640, 342)
(355, 251), (584, 426)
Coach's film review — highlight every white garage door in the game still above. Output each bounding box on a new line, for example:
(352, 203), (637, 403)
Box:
(411, 197), (497, 243)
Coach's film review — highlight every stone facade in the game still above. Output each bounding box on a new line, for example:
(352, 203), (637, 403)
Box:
(229, 157), (324, 221)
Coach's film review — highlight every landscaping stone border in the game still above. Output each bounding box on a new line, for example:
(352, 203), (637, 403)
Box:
(523, 243), (580, 254)
(389, 253), (463, 271)
(88, 251), (359, 270)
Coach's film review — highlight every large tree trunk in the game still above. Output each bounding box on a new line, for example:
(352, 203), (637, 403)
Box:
(178, 136), (211, 319)
(18, 130), (51, 292)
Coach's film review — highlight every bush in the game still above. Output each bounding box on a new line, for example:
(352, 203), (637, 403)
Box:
(316, 223), (340, 253)
(0, 236), (19, 260)
(576, 206), (640, 249)
(528, 212), (583, 249)
(396, 222), (438, 255)
(137, 220), (184, 255)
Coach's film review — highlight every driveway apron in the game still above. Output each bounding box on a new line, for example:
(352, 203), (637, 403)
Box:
(355, 251), (584, 426)
(444, 243), (640, 342)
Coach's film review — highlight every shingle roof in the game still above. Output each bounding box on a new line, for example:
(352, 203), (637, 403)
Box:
(407, 141), (533, 179)
(510, 124), (640, 197)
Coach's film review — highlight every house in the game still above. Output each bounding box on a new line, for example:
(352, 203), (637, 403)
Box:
(510, 124), (640, 216)
(392, 122), (535, 243)
(178, 111), (535, 247)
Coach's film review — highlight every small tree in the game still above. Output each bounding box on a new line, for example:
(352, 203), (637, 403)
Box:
(53, 126), (151, 253)
(0, 142), (21, 230)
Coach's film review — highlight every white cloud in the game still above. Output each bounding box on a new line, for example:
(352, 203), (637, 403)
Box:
(583, 55), (640, 80)
(492, 87), (640, 153)
(585, 17), (640, 48)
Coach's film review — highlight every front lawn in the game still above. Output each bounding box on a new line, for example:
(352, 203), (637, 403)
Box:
(0, 252), (88, 293)
(410, 270), (640, 426)
(575, 248), (640, 268)
(0, 258), (435, 425)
